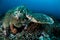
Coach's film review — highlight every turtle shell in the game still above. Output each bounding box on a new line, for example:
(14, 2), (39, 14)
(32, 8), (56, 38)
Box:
(26, 13), (54, 24)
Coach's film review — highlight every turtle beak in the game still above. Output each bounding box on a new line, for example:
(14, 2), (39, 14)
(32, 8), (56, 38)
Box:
(17, 16), (19, 20)
(15, 14), (19, 20)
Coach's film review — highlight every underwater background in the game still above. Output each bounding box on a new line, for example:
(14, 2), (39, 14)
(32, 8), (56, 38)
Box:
(0, 0), (60, 20)
(0, 0), (60, 40)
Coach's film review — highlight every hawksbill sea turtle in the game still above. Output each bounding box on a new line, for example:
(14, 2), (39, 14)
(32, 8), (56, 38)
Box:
(0, 6), (55, 40)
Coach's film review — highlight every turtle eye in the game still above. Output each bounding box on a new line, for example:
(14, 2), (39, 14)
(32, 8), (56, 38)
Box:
(19, 9), (22, 13)
(18, 17), (21, 20)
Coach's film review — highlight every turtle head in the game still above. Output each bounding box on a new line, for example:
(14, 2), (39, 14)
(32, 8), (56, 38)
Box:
(14, 11), (24, 20)
(11, 6), (30, 28)
(13, 6), (26, 20)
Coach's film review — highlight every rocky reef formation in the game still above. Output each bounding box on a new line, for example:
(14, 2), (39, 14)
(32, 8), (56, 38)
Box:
(0, 6), (60, 40)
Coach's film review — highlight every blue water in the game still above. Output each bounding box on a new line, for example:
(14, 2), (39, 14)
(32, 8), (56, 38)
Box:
(0, 0), (60, 20)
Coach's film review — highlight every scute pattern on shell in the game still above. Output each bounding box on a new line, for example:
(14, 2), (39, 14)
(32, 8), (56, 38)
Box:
(26, 13), (54, 24)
